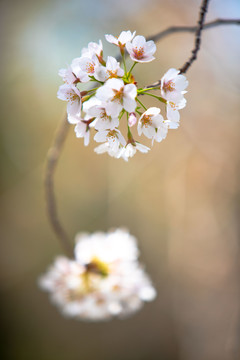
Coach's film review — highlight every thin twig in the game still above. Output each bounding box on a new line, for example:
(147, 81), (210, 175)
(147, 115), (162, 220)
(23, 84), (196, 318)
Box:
(44, 113), (73, 256)
(144, 17), (240, 89)
(179, 0), (210, 73)
(146, 18), (240, 43)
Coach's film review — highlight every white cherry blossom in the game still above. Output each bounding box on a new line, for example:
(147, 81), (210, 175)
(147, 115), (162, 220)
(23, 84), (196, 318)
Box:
(81, 40), (103, 58)
(74, 120), (90, 146)
(78, 54), (103, 81)
(57, 32), (189, 160)
(94, 142), (122, 158)
(166, 98), (186, 128)
(82, 96), (101, 113)
(71, 58), (91, 83)
(96, 78), (137, 117)
(57, 84), (82, 116)
(161, 68), (188, 102)
(105, 30), (136, 47)
(154, 122), (169, 144)
(88, 104), (119, 131)
(39, 229), (156, 321)
(95, 56), (124, 82)
(75, 229), (139, 264)
(118, 142), (150, 161)
(94, 128), (126, 152)
(138, 107), (164, 139)
(58, 66), (78, 84)
(126, 36), (156, 63)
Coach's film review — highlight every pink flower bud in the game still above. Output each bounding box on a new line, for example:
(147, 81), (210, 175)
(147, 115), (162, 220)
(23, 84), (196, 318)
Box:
(128, 112), (137, 127)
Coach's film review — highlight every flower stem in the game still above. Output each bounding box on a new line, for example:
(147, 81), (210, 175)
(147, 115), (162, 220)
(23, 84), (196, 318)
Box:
(89, 76), (104, 84)
(119, 109), (125, 121)
(87, 87), (99, 92)
(136, 98), (147, 111)
(143, 92), (167, 104)
(128, 62), (137, 77)
(138, 86), (160, 93)
(122, 53), (127, 75)
(127, 125), (134, 141)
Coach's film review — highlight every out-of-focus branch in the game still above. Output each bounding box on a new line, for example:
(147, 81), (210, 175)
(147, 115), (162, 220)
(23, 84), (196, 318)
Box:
(44, 113), (72, 256)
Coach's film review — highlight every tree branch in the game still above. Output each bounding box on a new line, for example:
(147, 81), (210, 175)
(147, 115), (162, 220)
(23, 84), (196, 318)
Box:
(179, 0), (210, 73)
(146, 18), (240, 43)
(144, 17), (240, 89)
(44, 113), (73, 256)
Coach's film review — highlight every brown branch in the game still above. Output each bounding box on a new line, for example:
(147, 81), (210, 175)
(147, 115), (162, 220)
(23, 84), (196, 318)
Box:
(144, 17), (240, 89)
(146, 18), (240, 43)
(179, 0), (210, 73)
(44, 113), (73, 257)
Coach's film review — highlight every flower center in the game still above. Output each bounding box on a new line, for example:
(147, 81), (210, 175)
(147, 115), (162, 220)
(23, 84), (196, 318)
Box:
(100, 109), (108, 120)
(133, 46), (145, 59)
(107, 129), (117, 141)
(169, 101), (176, 110)
(86, 62), (95, 74)
(112, 87), (124, 102)
(163, 80), (175, 92)
(107, 70), (118, 78)
(141, 114), (152, 127)
(85, 257), (109, 277)
(67, 91), (79, 103)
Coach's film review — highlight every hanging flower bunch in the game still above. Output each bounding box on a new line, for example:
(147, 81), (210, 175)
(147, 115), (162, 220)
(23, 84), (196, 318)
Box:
(39, 229), (156, 321)
(57, 30), (188, 161)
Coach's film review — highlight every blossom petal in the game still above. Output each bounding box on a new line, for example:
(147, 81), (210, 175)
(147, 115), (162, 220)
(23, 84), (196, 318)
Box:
(105, 34), (118, 45)
(145, 41), (156, 55)
(123, 97), (136, 113)
(83, 131), (90, 146)
(96, 86), (114, 102)
(106, 101), (122, 117)
(145, 107), (160, 116)
(94, 143), (109, 154)
(118, 30), (136, 44)
(68, 114), (80, 124)
(94, 130), (108, 143)
(162, 68), (179, 80)
(132, 35), (146, 48)
(67, 100), (81, 116)
(124, 84), (137, 99)
(106, 78), (124, 91)
(174, 75), (189, 91)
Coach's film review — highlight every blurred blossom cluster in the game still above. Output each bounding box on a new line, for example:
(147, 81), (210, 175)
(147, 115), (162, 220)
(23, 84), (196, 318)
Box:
(57, 30), (188, 160)
(39, 229), (156, 321)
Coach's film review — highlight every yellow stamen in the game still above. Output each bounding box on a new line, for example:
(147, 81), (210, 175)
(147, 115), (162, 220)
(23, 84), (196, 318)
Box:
(107, 70), (118, 78)
(141, 114), (152, 127)
(163, 80), (175, 92)
(86, 62), (95, 74)
(107, 130), (117, 141)
(112, 87), (124, 102)
(85, 257), (109, 277)
(133, 46), (144, 59)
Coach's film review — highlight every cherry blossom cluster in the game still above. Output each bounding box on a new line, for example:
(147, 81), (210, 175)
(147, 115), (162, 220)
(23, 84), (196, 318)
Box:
(57, 30), (188, 160)
(39, 229), (156, 321)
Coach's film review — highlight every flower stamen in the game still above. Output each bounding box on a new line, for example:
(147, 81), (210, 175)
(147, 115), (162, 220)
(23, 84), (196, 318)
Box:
(112, 87), (124, 102)
(133, 46), (144, 59)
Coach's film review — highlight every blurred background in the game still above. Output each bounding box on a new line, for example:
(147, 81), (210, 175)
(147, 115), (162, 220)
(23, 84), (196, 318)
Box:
(1, 0), (240, 359)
